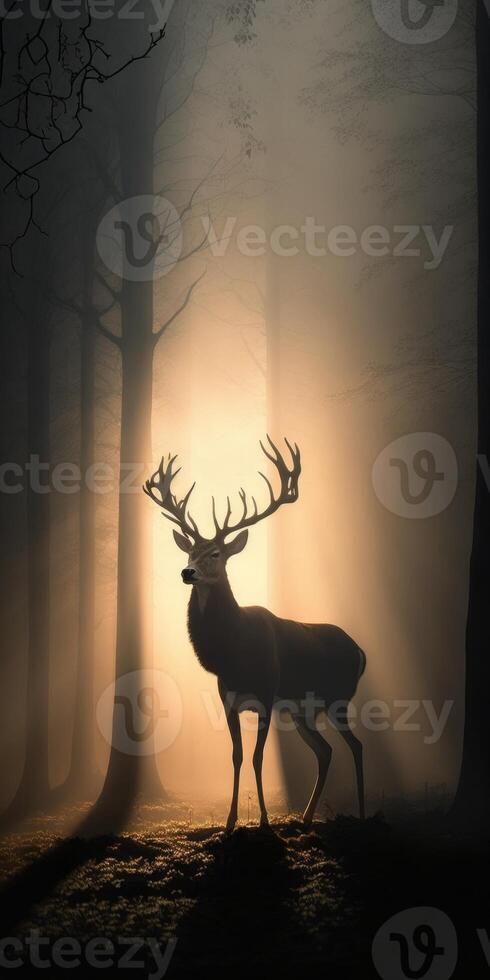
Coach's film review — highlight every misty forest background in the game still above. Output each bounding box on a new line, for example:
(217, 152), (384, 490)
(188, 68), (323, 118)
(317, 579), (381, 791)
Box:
(0, 0), (487, 838)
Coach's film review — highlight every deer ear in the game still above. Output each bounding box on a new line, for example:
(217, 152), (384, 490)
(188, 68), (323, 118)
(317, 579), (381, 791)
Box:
(224, 529), (249, 558)
(173, 530), (192, 553)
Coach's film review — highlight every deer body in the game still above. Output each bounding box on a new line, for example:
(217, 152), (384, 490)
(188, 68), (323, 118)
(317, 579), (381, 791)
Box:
(144, 438), (366, 830)
(188, 581), (364, 708)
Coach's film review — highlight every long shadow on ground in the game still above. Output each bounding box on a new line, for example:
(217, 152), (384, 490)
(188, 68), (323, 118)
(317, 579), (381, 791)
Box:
(0, 815), (489, 978)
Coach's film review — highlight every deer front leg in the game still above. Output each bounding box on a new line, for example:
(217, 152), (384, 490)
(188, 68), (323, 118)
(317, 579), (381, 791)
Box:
(253, 705), (272, 827)
(224, 707), (243, 832)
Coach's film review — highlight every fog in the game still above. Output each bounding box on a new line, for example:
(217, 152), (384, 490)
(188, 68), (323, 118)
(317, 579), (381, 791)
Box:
(0, 0), (476, 826)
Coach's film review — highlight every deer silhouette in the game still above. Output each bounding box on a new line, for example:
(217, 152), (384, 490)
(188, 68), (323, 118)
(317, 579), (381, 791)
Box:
(144, 438), (366, 830)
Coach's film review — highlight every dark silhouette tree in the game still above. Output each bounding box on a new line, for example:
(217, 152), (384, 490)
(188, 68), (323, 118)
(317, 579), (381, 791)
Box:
(452, 0), (490, 830)
(18, 249), (52, 815)
(64, 216), (108, 801)
(0, 219), (59, 826)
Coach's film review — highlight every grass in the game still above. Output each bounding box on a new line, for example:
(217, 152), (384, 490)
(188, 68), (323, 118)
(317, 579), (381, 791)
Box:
(0, 807), (488, 978)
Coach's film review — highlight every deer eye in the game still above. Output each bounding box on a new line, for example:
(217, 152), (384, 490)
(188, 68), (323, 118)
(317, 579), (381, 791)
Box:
(211, 552), (220, 559)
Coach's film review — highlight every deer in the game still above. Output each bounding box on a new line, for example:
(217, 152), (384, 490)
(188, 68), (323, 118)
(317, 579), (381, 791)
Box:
(143, 438), (366, 831)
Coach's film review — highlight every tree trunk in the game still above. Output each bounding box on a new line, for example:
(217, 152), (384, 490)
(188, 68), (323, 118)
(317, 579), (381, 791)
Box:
(63, 217), (104, 802)
(264, 81), (311, 812)
(80, 64), (163, 833)
(66, 313), (100, 800)
(12, 307), (52, 817)
(116, 68), (165, 803)
(452, 0), (490, 829)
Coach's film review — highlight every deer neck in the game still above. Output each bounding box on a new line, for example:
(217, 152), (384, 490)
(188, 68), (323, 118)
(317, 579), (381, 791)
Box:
(191, 574), (238, 616)
(187, 575), (241, 676)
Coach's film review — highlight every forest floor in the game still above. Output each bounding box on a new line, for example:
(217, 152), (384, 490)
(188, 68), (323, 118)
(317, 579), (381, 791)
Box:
(0, 806), (489, 978)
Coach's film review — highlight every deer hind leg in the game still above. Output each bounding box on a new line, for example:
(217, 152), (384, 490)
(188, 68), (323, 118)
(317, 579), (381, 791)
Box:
(294, 714), (333, 826)
(332, 708), (365, 820)
(225, 707), (243, 833)
(253, 706), (272, 827)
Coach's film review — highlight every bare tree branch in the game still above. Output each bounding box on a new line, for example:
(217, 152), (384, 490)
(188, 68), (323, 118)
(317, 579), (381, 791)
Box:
(152, 268), (206, 346)
(95, 269), (121, 305)
(0, 4), (166, 264)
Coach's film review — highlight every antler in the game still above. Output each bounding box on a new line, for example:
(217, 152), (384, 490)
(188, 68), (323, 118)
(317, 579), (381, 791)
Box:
(143, 454), (201, 541)
(212, 436), (301, 541)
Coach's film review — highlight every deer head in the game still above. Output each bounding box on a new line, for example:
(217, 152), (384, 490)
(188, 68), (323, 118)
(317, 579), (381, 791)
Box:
(143, 436), (301, 586)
